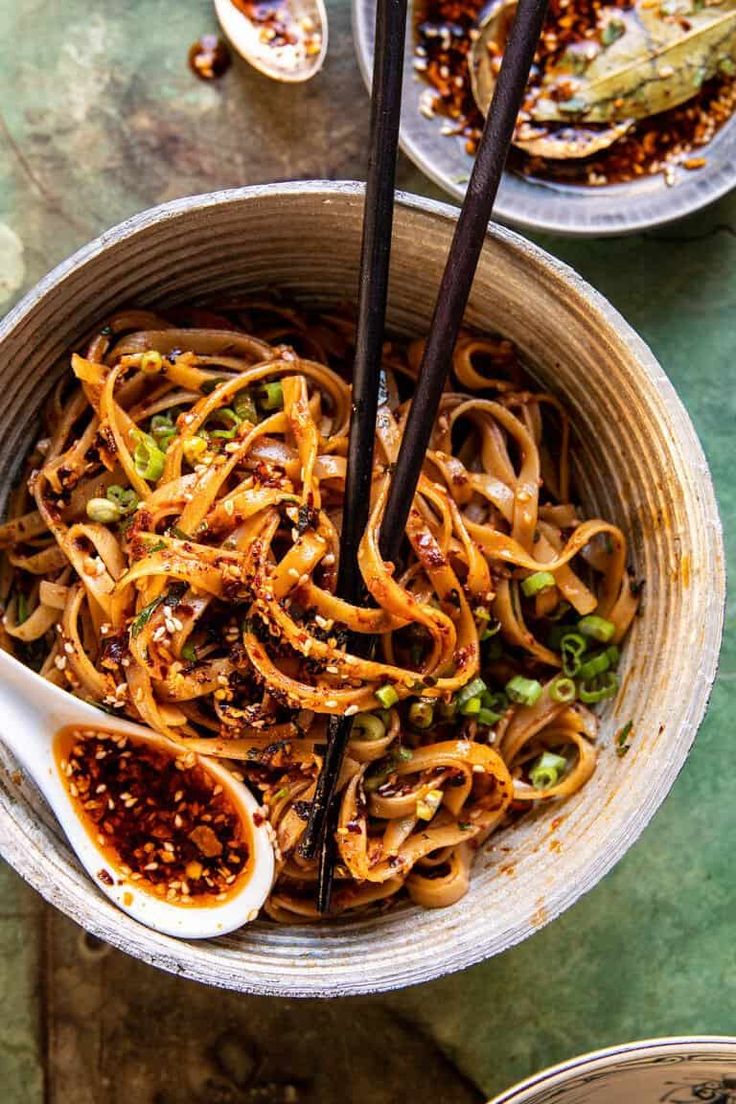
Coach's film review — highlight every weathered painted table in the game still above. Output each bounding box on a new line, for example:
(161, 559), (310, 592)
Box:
(0, 1), (734, 1101)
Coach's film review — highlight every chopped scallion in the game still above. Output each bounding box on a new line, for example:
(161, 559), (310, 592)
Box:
(375, 684), (399, 709)
(408, 700), (434, 729)
(521, 570), (556, 597)
(579, 671), (619, 704)
(351, 712), (387, 741)
(106, 485), (139, 515)
(550, 676), (576, 704)
(131, 429), (165, 482)
(140, 350), (163, 374)
(577, 650), (611, 681)
(180, 641), (197, 661)
(258, 380), (284, 411)
(560, 631), (587, 677)
(578, 614), (615, 643)
(234, 390), (258, 423)
(456, 677), (487, 709)
(505, 675), (543, 707)
(86, 497), (121, 524)
(460, 695), (481, 716)
(529, 750), (567, 790)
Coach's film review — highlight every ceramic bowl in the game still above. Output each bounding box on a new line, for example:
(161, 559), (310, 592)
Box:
(489, 1037), (736, 1104)
(0, 182), (725, 996)
(352, 0), (736, 237)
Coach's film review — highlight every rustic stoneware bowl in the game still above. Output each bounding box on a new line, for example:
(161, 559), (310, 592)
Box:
(353, 0), (736, 236)
(0, 182), (725, 996)
(489, 1037), (736, 1104)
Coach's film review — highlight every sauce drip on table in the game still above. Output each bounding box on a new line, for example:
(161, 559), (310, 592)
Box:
(188, 35), (232, 80)
(56, 727), (251, 906)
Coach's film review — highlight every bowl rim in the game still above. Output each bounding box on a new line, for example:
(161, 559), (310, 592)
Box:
(351, 0), (736, 238)
(489, 1035), (736, 1103)
(0, 181), (726, 996)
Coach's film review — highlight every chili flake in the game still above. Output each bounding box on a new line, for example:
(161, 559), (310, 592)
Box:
(57, 727), (250, 905)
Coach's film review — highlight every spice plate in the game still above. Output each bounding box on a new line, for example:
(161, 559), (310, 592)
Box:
(352, 0), (736, 237)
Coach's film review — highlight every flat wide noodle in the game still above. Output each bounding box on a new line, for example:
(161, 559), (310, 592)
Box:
(0, 301), (639, 922)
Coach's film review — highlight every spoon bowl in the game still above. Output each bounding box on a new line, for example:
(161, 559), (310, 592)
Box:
(0, 649), (275, 939)
(214, 0), (328, 83)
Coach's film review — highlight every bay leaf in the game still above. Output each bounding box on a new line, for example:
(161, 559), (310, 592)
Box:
(533, 0), (736, 123)
(471, 0), (736, 138)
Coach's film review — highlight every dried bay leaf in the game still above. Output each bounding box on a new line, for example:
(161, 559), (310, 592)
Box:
(470, 0), (736, 158)
(534, 0), (736, 123)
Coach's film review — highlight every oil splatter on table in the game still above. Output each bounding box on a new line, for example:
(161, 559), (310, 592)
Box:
(0, 1), (734, 1101)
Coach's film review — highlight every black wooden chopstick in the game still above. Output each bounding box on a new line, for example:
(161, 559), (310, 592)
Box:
(379, 0), (549, 557)
(300, 0), (408, 887)
(304, 0), (549, 912)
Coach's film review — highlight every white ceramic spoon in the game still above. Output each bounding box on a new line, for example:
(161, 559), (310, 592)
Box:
(214, 0), (328, 83)
(0, 649), (274, 939)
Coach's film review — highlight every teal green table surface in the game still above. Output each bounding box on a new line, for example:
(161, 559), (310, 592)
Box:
(0, 1), (733, 1100)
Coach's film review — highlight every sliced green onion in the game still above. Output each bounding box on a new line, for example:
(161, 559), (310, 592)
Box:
(397, 747), (413, 761)
(106, 485), (139, 515)
(578, 615), (615, 643)
(605, 645), (621, 667)
(140, 350), (163, 374)
(181, 641), (197, 661)
(150, 413), (177, 449)
(579, 671), (619, 704)
(209, 407), (241, 439)
(550, 676), (576, 704)
(351, 712), (387, 741)
(477, 707), (500, 727)
(505, 675), (543, 707)
(16, 592), (28, 625)
(408, 700), (434, 729)
(482, 690), (509, 719)
(375, 684), (399, 709)
(131, 429), (165, 482)
(521, 570), (556, 597)
(456, 677), (487, 709)
(258, 380), (283, 411)
(234, 390), (259, 423)
(182, 435), (208, 465)
(86, 497), (122, 524)
(561, 631), (587, 677)
(577, 650), (611, 681)
(460, 696), (481, 716)
(529, 750), (567, 790)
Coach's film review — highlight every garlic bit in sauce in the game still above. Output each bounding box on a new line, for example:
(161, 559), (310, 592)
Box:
(232, 0), (323, 58)
(56, 727), (251, 907)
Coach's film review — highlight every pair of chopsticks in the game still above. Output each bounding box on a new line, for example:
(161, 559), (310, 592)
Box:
(302, 0), (550, 910)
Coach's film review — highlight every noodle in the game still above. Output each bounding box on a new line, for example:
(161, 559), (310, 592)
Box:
(0, 300), (639, 920)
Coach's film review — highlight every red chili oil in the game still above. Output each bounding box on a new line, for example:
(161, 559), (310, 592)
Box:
(55, 726), (251, 906)
(188, 35), (232, 80)
(414, 0), (736, 185)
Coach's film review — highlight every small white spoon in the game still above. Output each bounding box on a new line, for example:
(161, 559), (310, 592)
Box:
(0, 649), (274, 939)
(214, 0), (328, 83)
